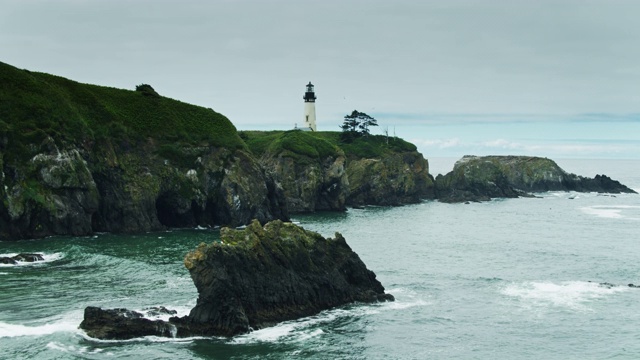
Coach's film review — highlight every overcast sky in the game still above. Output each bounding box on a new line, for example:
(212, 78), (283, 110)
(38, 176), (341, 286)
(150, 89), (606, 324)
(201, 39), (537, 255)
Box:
(2, 0), (639, 163)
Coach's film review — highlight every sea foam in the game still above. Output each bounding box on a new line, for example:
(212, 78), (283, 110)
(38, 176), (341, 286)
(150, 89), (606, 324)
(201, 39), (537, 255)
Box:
(0, 319), (78, 338)
(580, 205), (640, 220)
(231, 291), (427, 345)
(0, 252), (64, 267)
(501, 280), (627, 311)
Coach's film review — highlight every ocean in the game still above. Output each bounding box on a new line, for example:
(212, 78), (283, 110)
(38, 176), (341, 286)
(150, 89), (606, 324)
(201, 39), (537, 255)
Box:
(1, 158), (639, 359)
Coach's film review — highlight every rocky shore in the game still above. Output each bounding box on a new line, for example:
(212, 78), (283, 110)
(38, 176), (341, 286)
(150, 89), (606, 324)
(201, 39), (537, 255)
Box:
(80, 220), (394, 339)
(434, 155), (636, 203)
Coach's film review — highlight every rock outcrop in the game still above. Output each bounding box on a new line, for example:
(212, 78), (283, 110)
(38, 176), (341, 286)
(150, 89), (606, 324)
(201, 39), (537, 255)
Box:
(346, 151), (435, 206)
(435, 155), (636, 203)
(80, 307), (178, 340)
(80, 220), (393, 339)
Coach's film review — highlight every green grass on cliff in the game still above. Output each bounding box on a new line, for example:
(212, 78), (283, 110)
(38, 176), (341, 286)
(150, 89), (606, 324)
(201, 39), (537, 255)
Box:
(241, 130), (416, 160)
(0, 61), (244, 164)
(241, 130), (340, 160)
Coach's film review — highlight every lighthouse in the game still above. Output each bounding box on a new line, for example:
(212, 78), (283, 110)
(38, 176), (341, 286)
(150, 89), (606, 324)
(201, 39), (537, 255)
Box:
(303, 82), (317, 131)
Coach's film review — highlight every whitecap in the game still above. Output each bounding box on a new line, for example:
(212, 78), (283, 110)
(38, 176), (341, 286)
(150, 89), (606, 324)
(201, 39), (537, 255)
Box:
(0, 319), (78, 338)
(132, 304), (193, 322)
(46, 342), (105, 355)
(79, 332), (209, 343)
(501, 280), (628, 311)
(0, 252), (64, 267)
(580, 205), (640, 220)
(231, 297), (426, 345)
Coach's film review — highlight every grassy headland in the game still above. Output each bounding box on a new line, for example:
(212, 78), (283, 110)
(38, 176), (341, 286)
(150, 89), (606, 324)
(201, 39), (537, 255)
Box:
(0, 61), (244, 165)
(240, 130), (418, 160)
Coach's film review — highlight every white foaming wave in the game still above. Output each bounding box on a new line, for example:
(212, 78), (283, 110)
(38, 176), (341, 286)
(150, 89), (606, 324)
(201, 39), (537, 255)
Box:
(0, 252), (64, 267)
(580, 205), (640, 220)
(132, 304), (193, 322)
(79, 332), (208, 344)
(231, 317), (326, 344)
(0, 317), (80, 338)
(232, 294), (428, 345)
(502, 281), (628, 311)
(46, 342), (107, 355)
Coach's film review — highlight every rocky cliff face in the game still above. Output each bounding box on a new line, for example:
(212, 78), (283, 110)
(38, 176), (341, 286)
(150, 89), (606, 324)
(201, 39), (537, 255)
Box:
(80, 220), (394, 339)
(247, 131), (436, 213)
(346, 151), (435, 206)
(260, 153), (349, 213)
(0, 61), (290, 240)
(0, 138), (288, 240)
(435, 155), (636, 203)
(1, 142), (99, 239)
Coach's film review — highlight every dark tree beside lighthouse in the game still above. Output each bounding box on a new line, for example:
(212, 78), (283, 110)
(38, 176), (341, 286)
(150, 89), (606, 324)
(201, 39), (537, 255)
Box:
(340, 110), (378, 141)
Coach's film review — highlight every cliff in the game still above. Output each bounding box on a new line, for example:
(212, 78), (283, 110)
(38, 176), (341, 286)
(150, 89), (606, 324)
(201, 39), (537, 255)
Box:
(0, 61), (287, 240)
(244, 131), (349, 212)
(243, 131), (436, 211)
(346, 150), (435, 206)
(80, 220), (394, 339)
(435, 155), (636, 203)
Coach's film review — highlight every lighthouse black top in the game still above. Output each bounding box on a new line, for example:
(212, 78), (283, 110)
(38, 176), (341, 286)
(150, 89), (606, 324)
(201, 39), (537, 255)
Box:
(304, 82), (316, 102)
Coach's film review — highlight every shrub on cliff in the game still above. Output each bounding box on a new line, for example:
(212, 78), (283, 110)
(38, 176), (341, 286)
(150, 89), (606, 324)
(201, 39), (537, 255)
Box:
(135, 83), (160, 97)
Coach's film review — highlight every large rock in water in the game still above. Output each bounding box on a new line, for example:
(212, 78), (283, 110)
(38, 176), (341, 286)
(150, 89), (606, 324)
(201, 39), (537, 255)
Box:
(183, 219), (394, 336)
(435, 155), (636, 203)
(79, 220), (393, 339)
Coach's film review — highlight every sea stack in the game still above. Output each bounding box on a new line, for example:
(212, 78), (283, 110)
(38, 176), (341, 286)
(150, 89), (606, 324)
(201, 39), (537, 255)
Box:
(184, 219), (393, 336)
(80, 220), (393, 339)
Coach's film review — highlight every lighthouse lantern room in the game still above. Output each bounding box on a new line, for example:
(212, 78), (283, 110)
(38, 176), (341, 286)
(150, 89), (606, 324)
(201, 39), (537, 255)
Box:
(303, 82), (317, 131)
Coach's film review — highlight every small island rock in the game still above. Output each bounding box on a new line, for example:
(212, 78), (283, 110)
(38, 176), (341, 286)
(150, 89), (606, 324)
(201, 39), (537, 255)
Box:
(435, 156), (636, 203)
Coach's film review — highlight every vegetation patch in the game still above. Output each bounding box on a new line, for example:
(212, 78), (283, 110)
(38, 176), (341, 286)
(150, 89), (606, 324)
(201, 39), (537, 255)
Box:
(242, 130), (417, 161)
(0, 61), (245, 167)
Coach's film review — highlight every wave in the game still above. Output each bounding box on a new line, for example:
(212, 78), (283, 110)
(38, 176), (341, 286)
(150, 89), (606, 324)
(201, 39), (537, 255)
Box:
(46, 342), (108, 356)
(130, 304), (194, 322)
(79, 332), (209, 344)
(232, 294), (428, 345)
(0, 312), (81, 338)
(580, 205), (640, 220)
(501, 280), (628, 311)
(0, 252), (65, 267)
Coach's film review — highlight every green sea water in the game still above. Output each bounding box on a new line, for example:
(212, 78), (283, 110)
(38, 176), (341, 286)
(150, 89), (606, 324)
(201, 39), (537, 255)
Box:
(1, 159), (639, 359)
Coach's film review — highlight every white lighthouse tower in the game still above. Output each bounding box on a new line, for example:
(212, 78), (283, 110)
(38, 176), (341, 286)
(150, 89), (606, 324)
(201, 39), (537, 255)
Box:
(303, 82), (317, 131)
